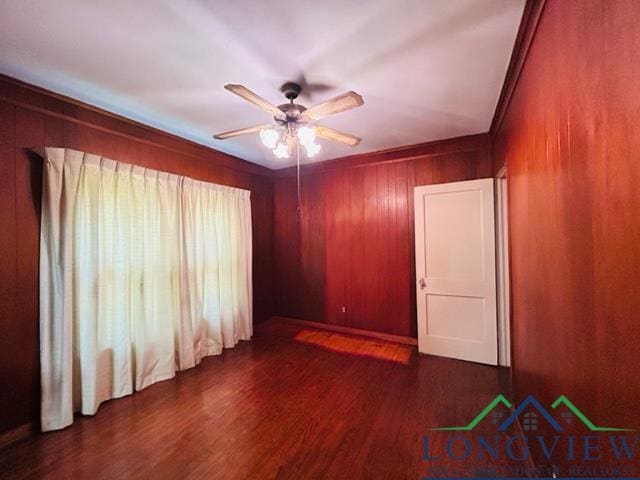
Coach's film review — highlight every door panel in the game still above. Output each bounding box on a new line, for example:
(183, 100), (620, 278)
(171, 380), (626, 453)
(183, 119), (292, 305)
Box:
(426, 295), (485, 341)
(424, 189), (484, 281)
(414, 178), (497, 365)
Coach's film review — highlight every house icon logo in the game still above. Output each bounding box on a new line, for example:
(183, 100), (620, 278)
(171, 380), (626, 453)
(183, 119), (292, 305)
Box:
(499, 395), (562, 432)
(423, 394), (637, 472)
(431, 394), (633, 432)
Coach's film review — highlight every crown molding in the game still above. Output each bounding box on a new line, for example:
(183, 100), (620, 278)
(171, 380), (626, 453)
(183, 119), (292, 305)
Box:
(0, 74), (273, 178)
(274, 133), (491, 178)
(490, 0), (547, 136)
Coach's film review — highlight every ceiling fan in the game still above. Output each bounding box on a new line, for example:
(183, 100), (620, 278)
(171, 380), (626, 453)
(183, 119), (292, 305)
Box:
(213, 82), (364, 160)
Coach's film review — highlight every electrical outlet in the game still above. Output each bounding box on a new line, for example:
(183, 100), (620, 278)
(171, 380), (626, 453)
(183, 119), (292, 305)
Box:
(341, 306), (346, 313)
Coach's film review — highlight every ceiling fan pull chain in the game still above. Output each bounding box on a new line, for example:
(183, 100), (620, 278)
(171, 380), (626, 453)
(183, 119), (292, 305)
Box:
(296, 139), (302, 221)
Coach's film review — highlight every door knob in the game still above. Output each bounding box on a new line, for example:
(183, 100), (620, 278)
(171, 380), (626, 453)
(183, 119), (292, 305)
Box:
(419, 278), (426, 289)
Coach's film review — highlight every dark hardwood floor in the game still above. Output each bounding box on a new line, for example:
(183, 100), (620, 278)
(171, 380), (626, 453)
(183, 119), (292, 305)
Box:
(0, 319), (514, 479)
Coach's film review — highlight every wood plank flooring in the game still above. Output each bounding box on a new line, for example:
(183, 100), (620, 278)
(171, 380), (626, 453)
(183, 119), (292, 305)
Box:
(0, 319), (513, 479)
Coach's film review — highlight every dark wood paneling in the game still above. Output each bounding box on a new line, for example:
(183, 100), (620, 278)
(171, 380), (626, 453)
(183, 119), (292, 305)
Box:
(274, 133), (491, 178)
(14, 108), (45, 430)
(0, 76), (274, 434)
(492, 0), (640, 455)
(490, 0), (547, 144)
(0, 102), (18, 435)
(0, 75), (270, 177)
(273, 137), (492, 337)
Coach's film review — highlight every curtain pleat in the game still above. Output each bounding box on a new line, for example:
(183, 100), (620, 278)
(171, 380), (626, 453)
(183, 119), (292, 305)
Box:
(40, 148), (252, 431)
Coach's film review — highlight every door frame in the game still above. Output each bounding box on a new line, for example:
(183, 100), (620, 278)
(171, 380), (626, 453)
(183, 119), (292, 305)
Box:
(495, 166), (511, 367)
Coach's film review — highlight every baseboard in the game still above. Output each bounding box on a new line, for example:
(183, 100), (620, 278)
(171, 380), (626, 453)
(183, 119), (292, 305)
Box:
(273, 316), (418, 346)
(0, 422), (32, 450)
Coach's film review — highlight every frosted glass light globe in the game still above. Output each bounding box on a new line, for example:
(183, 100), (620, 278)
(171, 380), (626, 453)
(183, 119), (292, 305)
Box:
(273, 142), (290, 159)
(297, 126), (316, 146)
(304, 141), (321, 158)
(260, 128), (280, 149)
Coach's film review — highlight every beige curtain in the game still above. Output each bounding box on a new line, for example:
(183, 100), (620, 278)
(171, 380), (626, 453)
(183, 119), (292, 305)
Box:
(40, 148), (252, 432)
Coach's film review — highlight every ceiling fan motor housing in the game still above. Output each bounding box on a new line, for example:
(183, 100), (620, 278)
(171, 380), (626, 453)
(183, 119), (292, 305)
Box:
(276, 103), (307, 123)
(280, 81), (302, 100)
(277, 82), (307, 123)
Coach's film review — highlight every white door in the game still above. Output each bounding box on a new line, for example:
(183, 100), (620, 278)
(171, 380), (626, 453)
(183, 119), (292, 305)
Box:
(414, 178), (497, 365)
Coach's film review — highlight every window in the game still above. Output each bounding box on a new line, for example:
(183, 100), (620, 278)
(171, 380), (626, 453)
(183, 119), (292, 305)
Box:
(561, 412), (573, 424)
(491, 411), (504, 424)
(523, 412), (538, 431)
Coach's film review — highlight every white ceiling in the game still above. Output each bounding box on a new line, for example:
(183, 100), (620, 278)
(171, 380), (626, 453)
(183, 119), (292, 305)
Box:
(0, 0), (525, 168)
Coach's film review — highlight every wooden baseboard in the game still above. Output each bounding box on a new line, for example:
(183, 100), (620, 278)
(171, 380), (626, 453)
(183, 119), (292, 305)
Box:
(272, 316), (418, 346)
(0, 423), (32, 450)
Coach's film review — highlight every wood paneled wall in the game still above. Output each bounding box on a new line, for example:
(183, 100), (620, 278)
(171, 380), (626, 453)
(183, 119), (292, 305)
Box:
(493, 0), (640, 433)
(0, 76), (274, 433)
(273, 135), (492, 337)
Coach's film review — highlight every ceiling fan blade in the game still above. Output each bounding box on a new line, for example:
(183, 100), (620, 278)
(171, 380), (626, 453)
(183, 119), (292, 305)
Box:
(213, 124), (273, 140)
(315, 125), (361, 146)
(300, 91), (364, 122)
(224, 84), (285, 118)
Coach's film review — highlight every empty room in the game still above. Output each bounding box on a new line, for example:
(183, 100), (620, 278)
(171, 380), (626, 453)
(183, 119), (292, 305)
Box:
(0, 0), (638, 478)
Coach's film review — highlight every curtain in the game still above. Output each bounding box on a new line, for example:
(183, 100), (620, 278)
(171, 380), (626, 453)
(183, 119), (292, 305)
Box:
(40, 148), (252, 432)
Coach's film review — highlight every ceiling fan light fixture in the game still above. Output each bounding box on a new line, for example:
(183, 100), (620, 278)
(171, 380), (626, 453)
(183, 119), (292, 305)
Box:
(272, 142), (290, 159)
(260, 127), (280, 149)
(304, 141), (321, 158)
(296, 125), (316, 146)
(213, 82), (363, 163)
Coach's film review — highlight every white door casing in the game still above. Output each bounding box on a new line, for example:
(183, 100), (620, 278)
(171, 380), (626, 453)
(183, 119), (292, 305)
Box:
(495, 173), (511, 367)
(414, 178), (498, 365)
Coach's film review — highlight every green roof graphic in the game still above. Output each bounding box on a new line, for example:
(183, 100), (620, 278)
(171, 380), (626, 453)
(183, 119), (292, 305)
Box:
(431, 394), (512, 431)
(430, 394), (634, 432)
(551, 395), (633, 432)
